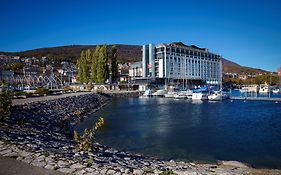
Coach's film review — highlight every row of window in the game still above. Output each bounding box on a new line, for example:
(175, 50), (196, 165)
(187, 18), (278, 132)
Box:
(156, 47), (220, 59)
(167, 62), (220, 79)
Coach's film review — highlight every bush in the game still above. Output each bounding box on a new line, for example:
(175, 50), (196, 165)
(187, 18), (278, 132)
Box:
(160, 170), (177, 175)
(64, 86), (73, 92)
(87, 156), (93, 167)
(96, 89), (104, 94)
(35, 87), (49, 95)
(0, 91), (12, 121)
(74, 117), (105, 152)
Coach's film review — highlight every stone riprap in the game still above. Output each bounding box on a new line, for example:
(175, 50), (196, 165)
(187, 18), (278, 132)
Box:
(1, 93), (281, 175)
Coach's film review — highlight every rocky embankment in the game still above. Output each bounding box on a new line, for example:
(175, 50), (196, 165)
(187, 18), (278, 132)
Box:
(0, 93), (281, 175)
(103, 91), (141, 98)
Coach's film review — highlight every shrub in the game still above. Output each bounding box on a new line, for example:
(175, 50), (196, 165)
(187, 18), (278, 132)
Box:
(87, 156), (93, 167)
(64, 86), (73, 92)
(74, 110), (82, 116)
(74, 117), (105, 152)
(96, 89), (104, 94)
(160, 170), (177, 175)
(0, 91), (12, 121)
(35, 87), (49, 95)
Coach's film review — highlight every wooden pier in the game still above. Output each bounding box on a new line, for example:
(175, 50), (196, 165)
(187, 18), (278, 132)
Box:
(230, 96), (281, 102)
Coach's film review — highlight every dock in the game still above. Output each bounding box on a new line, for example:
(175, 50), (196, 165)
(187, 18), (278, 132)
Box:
(230, 96), (281, 102)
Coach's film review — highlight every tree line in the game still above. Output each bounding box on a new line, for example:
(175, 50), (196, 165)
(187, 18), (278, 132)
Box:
(223, 73), (279, 86)
(77, 45), (118, 84)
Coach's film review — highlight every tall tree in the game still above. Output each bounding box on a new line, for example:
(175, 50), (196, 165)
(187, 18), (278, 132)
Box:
(77, 50), (88, 84)
(90, 46), (100, 83)
(86, 49), (92, 64)
(85, 49), (92, 82)
(97, 45), (109, 83)
(111, 45), (118, 83)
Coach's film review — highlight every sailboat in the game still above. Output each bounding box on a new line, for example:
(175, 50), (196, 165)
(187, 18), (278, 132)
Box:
(140, 89), (152, 98)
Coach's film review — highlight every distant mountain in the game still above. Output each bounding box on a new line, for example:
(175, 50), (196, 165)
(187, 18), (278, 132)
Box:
(0, 44), (142, 63)
(0, 44), (269, 74)
(222, 58), (268, 74)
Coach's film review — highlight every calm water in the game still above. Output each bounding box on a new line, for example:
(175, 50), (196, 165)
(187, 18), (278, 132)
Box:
(76, 94), (281, 169)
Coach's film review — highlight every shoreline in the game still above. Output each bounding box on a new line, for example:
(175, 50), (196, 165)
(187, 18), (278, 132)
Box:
(1, 92), (281, 175)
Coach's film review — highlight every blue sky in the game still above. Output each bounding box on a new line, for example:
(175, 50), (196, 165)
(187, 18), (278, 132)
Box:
(0, 0), (280, 71)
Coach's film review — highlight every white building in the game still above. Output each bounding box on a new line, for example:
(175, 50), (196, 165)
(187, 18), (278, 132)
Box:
(129, 61), (143, 79)
(142, 42), (222, 85)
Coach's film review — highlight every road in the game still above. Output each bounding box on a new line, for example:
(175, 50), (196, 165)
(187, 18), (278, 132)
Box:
(0, 156), (66, 175)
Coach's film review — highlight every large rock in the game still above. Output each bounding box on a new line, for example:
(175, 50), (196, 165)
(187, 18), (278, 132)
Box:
(57, 167), (75, 174)
(0, 149), (12, 155)
(44, 164), (55, 170)
(219, 161), (249, 168)
(133, 169), (144, 175)
(70, 163), (85, 170)
(106, 169), (116, 175)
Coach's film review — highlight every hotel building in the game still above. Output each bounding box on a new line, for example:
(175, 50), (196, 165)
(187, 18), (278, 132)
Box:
(141, 42), (222, 86)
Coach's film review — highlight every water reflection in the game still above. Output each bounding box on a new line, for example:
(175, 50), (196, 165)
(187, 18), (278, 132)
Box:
(77, 97), (281, 169)
(191, 100), (203, 104)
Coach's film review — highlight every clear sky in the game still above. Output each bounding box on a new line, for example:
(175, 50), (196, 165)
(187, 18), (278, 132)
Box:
(0, 0), (280, 71)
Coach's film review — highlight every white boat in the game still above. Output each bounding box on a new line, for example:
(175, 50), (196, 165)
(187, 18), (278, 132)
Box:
(272, 89), (280, 93)
(174, 92), (187, 99)
(152, 89), (165, 97)
(240, 85), (259, 93)
(164, 91), (177, 98)
(259, 84), (270, 93)
(192, 92), (208, 100)
(185, 90), (193, 99)
(208, 91), (227, 101)
(140, 89), (152, 98)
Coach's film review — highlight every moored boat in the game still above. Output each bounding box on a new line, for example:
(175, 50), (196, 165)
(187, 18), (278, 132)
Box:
(164, 91), (177, 98)
(208, 91), (228, 101)
(259, 84), (270, 93)
(152, 89), (165, 97)
(140, 89), (152, 98)
(272, 89), (280, 93)
(192, 92), (208, 100)
(174, 92), (187, 99)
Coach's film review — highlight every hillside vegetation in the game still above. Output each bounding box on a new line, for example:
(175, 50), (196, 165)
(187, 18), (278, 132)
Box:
(1, 44), (268, 74)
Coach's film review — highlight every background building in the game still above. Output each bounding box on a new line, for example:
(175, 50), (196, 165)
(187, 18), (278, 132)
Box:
(129, 61), (143, 79)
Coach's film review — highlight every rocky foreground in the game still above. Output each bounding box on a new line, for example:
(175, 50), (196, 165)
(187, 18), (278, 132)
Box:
(0, 93), (281, 175)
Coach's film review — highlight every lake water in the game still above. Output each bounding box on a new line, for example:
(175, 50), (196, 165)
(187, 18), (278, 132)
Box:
(76, 93), (281, 169)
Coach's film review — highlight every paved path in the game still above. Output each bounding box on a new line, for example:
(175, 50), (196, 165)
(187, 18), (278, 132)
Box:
(0, 156), (66, 175)
(12, 92), (91, 106)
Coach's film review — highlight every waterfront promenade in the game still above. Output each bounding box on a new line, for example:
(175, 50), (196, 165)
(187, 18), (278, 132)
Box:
(11, 92), (91, 106)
